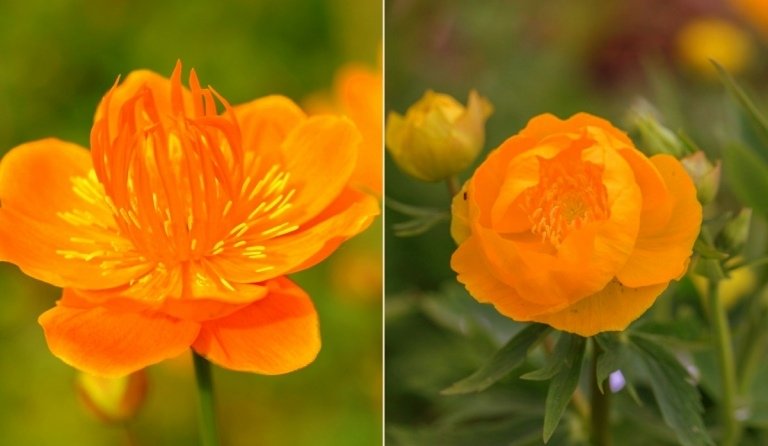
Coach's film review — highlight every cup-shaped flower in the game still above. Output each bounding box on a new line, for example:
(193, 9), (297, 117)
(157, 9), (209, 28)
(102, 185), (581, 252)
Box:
(0, 63), (379, 376)
(451, 113), (702, 336)
(386, 90), (492, 182)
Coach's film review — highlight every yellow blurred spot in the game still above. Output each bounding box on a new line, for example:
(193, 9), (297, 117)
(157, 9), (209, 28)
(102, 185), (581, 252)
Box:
(676, 17), (754, 78)
(330, 244), (382, 304)
(692, 262), (757, 309)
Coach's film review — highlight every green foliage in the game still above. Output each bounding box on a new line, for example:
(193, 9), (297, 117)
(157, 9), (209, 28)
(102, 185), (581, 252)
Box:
(442, 324), (550, 395)
(541, 335), (586, 443)
(599, 333), (713, 446)
(385, 2), (768, 445)
(722, 142), (768, 217)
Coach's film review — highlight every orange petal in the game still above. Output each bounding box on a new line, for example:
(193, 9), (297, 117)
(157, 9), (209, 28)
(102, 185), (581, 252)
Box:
(450, 181), (471, 244)
(452, 236), (558, 319)
(336, 66), (382, 195)
(192, 277), (320, 374)
(520, 113), (635, 150)
(234, 95), (306, 167)
(535, 280), (668, 337)
(617, 155), (702, 287)
(0, 139), (149, 289)
(39, 290), (200, 377)
(280, 115), (360, 223)
(211, 187), (378, 283)
(76, 260), (269, 313)
(619, 148), (674, 232)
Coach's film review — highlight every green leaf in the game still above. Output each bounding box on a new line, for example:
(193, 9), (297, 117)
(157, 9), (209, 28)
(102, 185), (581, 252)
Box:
(632, 336), (714, 446)
(714, 63), (768, 148)
(442, 324), (550, 395)
(521, 332), (573, 381)
(595, 336), (624, 394)
(693, 238), (729, 260)
(542, 334), (586, 443)
(722, 142), (768, 217)
(595, 335), (645, 406)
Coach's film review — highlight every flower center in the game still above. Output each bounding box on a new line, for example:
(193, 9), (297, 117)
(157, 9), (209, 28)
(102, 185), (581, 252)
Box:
(88, 63), (298, 266)
(520, 147), (609, 246)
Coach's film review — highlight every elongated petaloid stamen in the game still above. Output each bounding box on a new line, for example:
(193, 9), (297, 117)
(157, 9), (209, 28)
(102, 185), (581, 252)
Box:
(520, 146), (609, 247)
(87, 62), (299, 269)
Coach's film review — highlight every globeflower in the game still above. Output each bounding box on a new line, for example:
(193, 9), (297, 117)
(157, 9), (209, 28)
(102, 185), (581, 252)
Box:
(451, 113), (701, 336)
(0, 62), (378, 376)
(386, 90), (492, 182)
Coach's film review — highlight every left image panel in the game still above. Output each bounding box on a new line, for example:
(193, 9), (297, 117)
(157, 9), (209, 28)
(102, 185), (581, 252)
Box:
(0, 1), (382, 445)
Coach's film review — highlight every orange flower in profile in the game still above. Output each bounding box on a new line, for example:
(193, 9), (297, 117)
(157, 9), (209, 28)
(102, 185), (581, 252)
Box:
(305, 64), (382, 195)
(0, 62), (378, 376)
(451, 113), (701, 336)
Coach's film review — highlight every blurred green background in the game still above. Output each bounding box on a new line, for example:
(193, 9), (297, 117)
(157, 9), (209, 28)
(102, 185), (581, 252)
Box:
(385, 0), (768, 444)
(0, 0), (381, 445)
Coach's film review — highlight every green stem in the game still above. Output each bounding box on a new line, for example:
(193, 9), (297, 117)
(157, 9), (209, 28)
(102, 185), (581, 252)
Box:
(121, 422), (138, 446)
(709, 280), (739, 446)
(591, 343), (610, 446)
(446, 176), (460, 198)
(193, 351), (220, 446)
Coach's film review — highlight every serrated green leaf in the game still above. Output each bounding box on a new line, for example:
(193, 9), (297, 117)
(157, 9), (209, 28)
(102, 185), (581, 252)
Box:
(521, 332), (572, 381)
(632, 336), (714, 446)
(442, 324), (550, 395)
(722, 142), (768, 217)
(543, 334), (586, 443)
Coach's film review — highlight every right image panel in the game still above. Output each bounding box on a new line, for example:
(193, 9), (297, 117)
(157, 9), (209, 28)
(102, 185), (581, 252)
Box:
(385, 1), (768, 445)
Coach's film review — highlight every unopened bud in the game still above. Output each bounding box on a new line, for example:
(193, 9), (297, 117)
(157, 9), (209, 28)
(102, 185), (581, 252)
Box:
(681, 151), (721, 205)
(386, 90), (492, 182)
(627, 100), (688, 158)
(716, 208), (752, 255)
(76, 369), (148, 423)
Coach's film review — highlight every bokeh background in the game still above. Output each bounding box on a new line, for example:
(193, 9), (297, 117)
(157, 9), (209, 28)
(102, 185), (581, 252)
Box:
(386, 0), (768, 444)
(0, 1), (381, 445)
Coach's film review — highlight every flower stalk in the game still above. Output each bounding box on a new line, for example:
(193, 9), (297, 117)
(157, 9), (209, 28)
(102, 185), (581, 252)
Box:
(591, 343), (611, 446)
(447, 175), (460, 198)
(708, 279), (739, 446)
(193, 352), (220, 446)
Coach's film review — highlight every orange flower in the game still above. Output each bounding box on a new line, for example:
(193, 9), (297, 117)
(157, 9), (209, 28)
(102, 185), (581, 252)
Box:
(305, 64), (382, 195)
(731, 0), (768, 39)
(0, 62), (378, 376)
(451, 113), (701, 336)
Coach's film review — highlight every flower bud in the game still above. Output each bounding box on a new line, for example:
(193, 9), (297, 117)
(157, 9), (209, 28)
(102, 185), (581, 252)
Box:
(386, 90), (492, 182)
(716, 208), (752, 255)
(627, 100), (688, 158)
(76, 369), (148, 423)
(681, 151), (721, 205)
